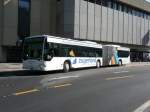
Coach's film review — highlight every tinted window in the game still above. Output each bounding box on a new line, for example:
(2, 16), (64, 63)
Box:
(23, 37), (44, 60)
(118, 50), (130, 58)
(48, 43), (102, 58)
(96, 49), (102, 57)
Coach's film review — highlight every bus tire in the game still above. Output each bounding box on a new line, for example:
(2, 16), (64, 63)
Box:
(96, 60), (101, 68)
(63, 61), (70, 72)
(118, 60), (123, 66)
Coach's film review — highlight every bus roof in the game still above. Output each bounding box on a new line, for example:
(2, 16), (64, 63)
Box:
(103, 44), (130, 51)
(103, 44), (121, 47)
(117, 47), (130, 51)
(26, 35), (102, 49)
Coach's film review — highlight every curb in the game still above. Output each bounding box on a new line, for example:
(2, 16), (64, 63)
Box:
(0, 69), (23, 72)
(0, 63), (150, 72)
(126, 63), (150, 67)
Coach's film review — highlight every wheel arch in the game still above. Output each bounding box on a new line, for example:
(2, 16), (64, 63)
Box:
(118, 59), (123, 65)
(64, 60), (71, 68)
(96, 59), (101, 66)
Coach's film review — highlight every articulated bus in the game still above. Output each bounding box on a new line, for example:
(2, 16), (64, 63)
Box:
(23, 35), (103, 72)
(22, 35), (130, 72)
(102, 45), (130, 66)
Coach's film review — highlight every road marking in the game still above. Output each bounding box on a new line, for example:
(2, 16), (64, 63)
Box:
(13, 89), (39, 96)
(2, 96), (7, 98)
(133, 100), (150, 112)
(106, 75), (134, 80)
(53, 83), (72, 88)
(48, 76), (80, 82)
(1, 94), (12, 98)
(113, 71), (129, 74)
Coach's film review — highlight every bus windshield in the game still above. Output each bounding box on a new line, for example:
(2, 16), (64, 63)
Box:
(23, 37), (45, 60)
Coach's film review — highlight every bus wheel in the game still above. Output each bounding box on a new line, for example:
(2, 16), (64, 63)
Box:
(118, 60), (122, 66)
(63, 62), (70, 72)
(96, 61), (101, 68)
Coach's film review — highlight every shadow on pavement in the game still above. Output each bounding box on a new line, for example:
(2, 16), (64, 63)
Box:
(0, 65), (121, 77)
(0, 70), (63, 77)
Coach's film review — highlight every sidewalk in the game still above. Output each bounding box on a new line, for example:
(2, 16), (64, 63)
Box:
(0, 63), (23, 72)
(0, 62), (150, 72)
(126, 62), (150, 67)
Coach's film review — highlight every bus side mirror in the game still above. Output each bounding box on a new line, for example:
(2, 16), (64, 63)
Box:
(44, 49), (54, 61)
(47, 55), (52, 61)
(16, 39), (23, 47)
(45, 54), (53, 61)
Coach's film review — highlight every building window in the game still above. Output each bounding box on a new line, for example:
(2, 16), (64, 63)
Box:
(107, 1), (112, 8)
(113, 2), (119, 10)
(101, 0), (108, 7)
(118, 4), (122, 11)
(88, 0), (95, 3)
(18, 0), (31, 39)
(128, 7), (132, 15)
(95, 0), (101, 5)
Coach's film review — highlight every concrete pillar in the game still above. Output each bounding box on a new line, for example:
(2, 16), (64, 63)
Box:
(0, 0), (3, 45)
(0, 0), (4, 62)
(30, 0), (41, 35)
(41, 0), (57, 35)
(30, 0), (57, 36)
(3, 0), (18, 46)
(0, 47), (6, 62)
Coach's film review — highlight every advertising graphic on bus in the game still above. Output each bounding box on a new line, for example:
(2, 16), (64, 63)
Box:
(102, 45), (130, 66)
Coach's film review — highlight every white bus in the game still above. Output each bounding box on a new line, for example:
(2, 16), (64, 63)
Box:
(102, 45), (130, 66)
(117, 46), (130, 65)
(23, 35), (103, 72)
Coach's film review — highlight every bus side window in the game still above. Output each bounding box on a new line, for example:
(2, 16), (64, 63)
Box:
(60, 44), (70, 57)
(53, 44), (60, 57)
(118, 50), (130, 58)
(96, 49), (102, 57)
(69, 49), (75, 57)
(88, 48), (95, 57)
(96, 50), (99, 57)
(76, 46), (86, 57)
(82, 47), (88, 57)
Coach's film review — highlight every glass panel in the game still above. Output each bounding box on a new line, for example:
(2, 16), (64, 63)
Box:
(118, 50), (130, 58)
(96, 49), (102, 57)
(23, 37), (44, 60)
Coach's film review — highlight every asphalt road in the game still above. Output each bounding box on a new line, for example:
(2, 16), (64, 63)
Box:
(1, 65), (150, 112)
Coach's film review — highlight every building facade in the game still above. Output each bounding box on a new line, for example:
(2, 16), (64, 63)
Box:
(0, 0), (150, 62)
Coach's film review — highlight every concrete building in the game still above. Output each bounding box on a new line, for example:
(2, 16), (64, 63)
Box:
(0, 0), (150, 62)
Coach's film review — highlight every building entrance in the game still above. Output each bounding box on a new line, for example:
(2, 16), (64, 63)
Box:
(130, 49), (150, 62)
